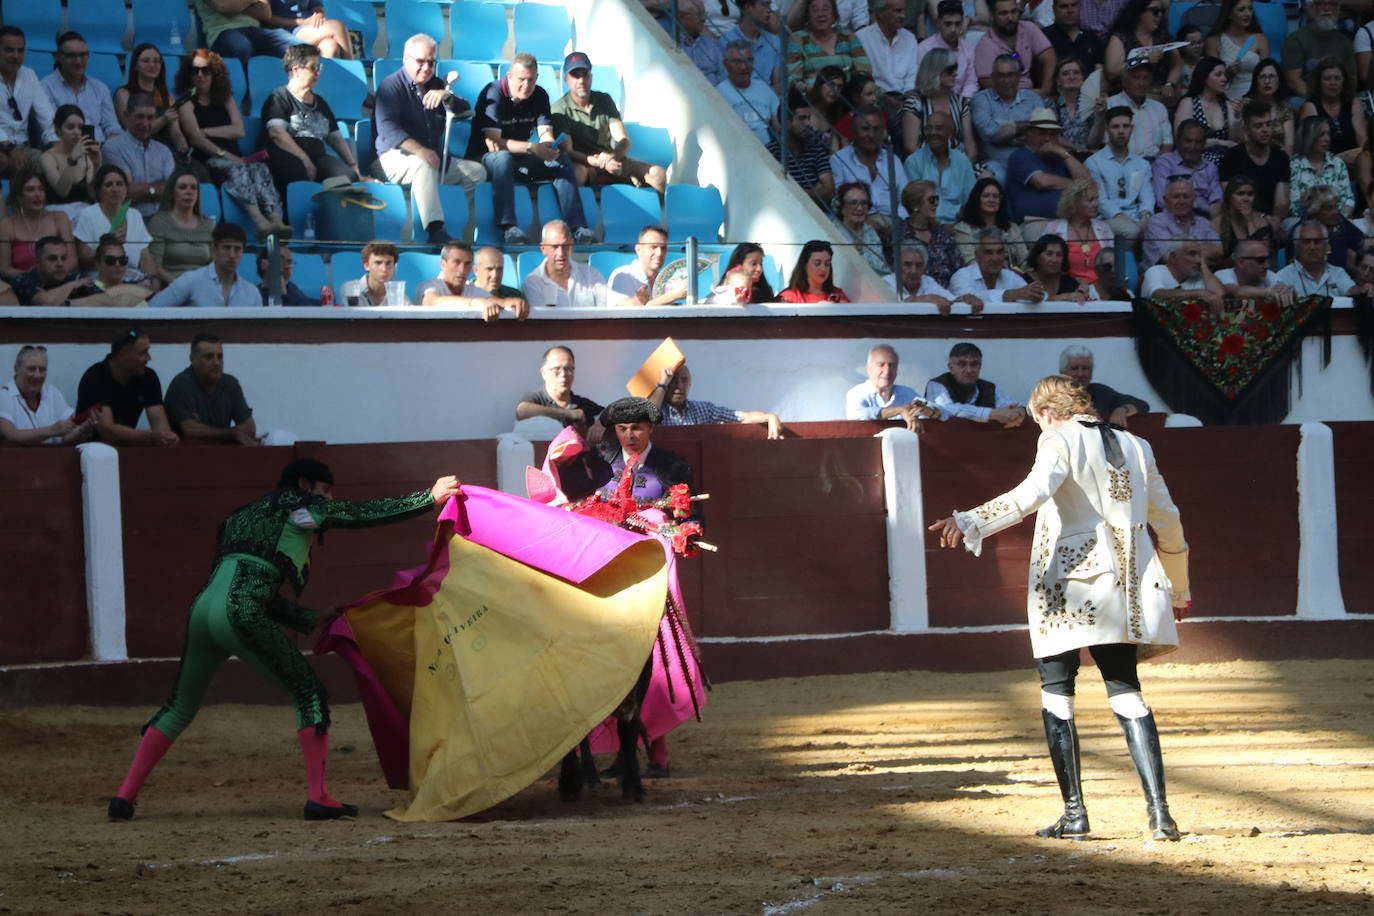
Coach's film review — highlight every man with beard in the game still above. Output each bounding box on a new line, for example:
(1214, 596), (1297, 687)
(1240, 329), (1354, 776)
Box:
(608, 225), (687, 307)
(766, 90), (835, 205)
(1282, 0), (1355, 98)
(975, 0), (1055, 91)
(924, 341), (1027, 427)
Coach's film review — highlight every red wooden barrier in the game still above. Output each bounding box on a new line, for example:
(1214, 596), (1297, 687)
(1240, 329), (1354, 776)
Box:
(1331, 422), (1374, 615)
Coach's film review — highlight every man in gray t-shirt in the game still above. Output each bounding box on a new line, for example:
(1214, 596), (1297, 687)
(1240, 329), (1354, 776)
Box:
(163, 333), (258, 445)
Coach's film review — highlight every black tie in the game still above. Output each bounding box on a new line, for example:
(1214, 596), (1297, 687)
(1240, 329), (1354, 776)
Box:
(1077, 419), (1126, 470)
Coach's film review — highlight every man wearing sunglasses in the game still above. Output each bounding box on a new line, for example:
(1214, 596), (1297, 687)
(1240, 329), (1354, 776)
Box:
(1213, 238), (1295, 306)
(0, 27), (58, 178)
(39, 32), (121, 143)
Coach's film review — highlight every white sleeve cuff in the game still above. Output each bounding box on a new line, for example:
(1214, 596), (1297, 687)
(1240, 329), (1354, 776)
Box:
(954, 510), (984, 556)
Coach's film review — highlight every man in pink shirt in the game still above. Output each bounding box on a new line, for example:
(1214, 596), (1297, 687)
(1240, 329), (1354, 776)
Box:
(974, 0), (1056, 91)
(915, 1), (981, 99)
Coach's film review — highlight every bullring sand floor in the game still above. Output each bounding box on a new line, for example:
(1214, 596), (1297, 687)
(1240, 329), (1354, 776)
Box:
(2, 658), (1372, 914)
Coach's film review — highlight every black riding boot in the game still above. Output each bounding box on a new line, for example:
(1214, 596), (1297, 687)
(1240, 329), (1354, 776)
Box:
(1116, 711), (1181, 841)
(1036, 709), (1090, 839)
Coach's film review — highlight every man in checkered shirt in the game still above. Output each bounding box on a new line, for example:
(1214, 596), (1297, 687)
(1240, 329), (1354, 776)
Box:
(647, 364), (784, 439)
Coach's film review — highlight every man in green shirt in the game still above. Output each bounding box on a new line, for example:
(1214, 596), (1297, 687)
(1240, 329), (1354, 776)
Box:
(549, 52), (667, 194)
(193, 0), (305, 73)
(1280, 0), (1355, 97)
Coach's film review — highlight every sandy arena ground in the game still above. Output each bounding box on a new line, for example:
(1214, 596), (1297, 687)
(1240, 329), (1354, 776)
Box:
(2, 658), (1372, 914)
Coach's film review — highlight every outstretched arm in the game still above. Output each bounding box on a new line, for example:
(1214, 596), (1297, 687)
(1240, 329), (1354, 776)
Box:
(301, 476), (461, 529)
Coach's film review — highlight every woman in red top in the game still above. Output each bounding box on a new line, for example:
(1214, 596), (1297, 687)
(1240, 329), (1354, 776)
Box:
(779, 240), (850, 303)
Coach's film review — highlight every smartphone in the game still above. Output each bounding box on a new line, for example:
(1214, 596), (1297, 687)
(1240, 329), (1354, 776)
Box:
(80, 124), (95, 139)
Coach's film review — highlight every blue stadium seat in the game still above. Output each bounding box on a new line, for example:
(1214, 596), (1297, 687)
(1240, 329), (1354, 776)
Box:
(445, 60), (498, 106)
(331, 250), (364, 299)
(600, 186), (663, 245)
(666, 185), (724, 242)
(6, 6), (65, 52)
(516, 250), (544, 284)
(594, 65), (623, 112)
(241, 116), (263, 152)
(247, 56), (287, 110)
(355, 118), (377, 177)
(289, 252), (329, 295)
(220, 191), (257, 235)
(87, 54), (125, 95)
(623, 122), (673, 170)
(286, 181), (325, 234)
(334, 0), (380, 60)
(473, 183), (535, 245)
(133, 0), (195, 53)
(372, 58), (403, 90)
(536, 184), (598, 231)
(513, 3), (573, 64)
(229, 64), (250, 114)
(590, 251), (634, 280)
(199, 183), (222, 220)
(1123, 249), (1140, 297)
(1254, 3), (1289, 64)
(435, 185), (471, 234)
(385, 0), (446, 58)
(67, 0), (128, 54)
(449, 3), (511, 63)
(396, 251), (441, 293)
(365, 182), (411, 241)
(446, 119), (472, 161)
(316, 58), (369, 122)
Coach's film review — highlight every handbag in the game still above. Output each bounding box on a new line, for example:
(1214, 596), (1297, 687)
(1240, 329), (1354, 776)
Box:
(312, 177), (386, 241)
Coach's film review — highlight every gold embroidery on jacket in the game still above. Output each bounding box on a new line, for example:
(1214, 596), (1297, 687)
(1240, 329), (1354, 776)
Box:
(1108, 525), (1143, 639)
(1034, 580), (1098, 634)
(1107, 468), (1133, 502)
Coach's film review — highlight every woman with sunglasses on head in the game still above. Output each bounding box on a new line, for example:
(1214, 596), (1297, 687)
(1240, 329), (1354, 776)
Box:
(87, 233), (155, 307)
(115, 43), (189, 158)
(0, 170), (76, 279)
(261, 43), (364, 199)
(148, 168), (216, 285)
(1244, 58), (1294, 152)
(175, 51), (291, 239)
(0, 345), (94, 446)
(900, 47), (977, 161)
(73, 164), (157, 277)
(832, 181), (893, 278)
(1103, 0), (1181, 99)
(39, 105), (102, 219)
(1204, 0), (1269, 100)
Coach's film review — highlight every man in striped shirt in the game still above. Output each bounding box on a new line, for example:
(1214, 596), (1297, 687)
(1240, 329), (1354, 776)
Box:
(648, 363), (784, 439)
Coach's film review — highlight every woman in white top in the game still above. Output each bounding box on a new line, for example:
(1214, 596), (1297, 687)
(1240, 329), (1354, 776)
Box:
(72, 164), (156, 277)
(1204, 0), (1269, 100)
(0, 345), (94, 446)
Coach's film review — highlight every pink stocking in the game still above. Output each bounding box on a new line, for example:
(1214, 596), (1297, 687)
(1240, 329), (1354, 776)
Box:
(297, 727), (340, 806)
(649, 736), (669, 767)
(115, 726), (174, 802)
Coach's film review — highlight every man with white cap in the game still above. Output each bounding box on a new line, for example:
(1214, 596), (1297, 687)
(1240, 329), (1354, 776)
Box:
(1005, 106), (1090, 241)
(551, 52), (666, 194)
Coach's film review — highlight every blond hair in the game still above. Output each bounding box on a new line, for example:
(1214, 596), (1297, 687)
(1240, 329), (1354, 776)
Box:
(1027, 374), (1095, 420)
(1056, 178), (1098, 221)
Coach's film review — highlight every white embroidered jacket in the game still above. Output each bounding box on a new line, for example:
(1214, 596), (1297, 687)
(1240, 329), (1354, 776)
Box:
(954, 417), (1190, 659)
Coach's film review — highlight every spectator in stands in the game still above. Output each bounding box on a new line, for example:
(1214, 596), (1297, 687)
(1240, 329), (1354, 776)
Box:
(553, 52), (667, 195)
(721, 242), (778, 303)
(102, 93), (177, 221)
(1087, 106), (1153, 245)
(1151, 121), (1222, 217)
(76, 328), (179, 446)
(256, 245), (320, 305)
(175, 50), (290, 239)
(1214, 238), (1295, 305)
(897, 181), (959, 286)
(0, 170), (76, 279)
(261, 44), (365, 198)
(0, 344), (93, 445)
(1043, 0), (1106, 75)
(903, 110), (975, 226)
(515, 345), (606, 441)
(0, 27), (58, 176)
(951, 229), (1045, 303)
(1105, 59), (1173, 160)
(472, 246), (529, 305)
(263, 0), (353, 59)
(767, 90), (836, 206)
(1297, 60), (1364, 165)
(905, 51), (980, 165)
(1005, 108), (1091, 236)
(1094, 247), (1131, 299)
(73, 165), (156, 275)
(719, 41), (780, 145)
(897, 242), (982, 312)
(9, 236), (113, 306)
(1299, 185), (1363, 272)
(90, 234), (156, 307)
(924, 341), (1026, 426)
(416, 241), (528, 319)
(1245, 58), (1294, 151)
(1046, 57), (1102, 155)
(338, 240), (398, 307)
(915, 2), (980, 103)
(951, 176), (1027, 269)
(1290, 117), (1354, 220)
(1219, 100), (1291, 219)
(1103, 0), (1181, 91)
(41, 33), (121, 143)
(832, 181), (893, 279)
(523, 220), (607, 308)
(1079, 0), (1129, 38)
(807, 66), (847, 150)
(857, 0), (918, 102)
(1212, 176), (1274, 264)
(832, 71), (882, 146)
(192, 0), (305, 73)
(1020, 233), (1090, 301)
(677, 0), (726, 88)
(1143, 177), (1223, 267)
(0, 278), (16, 304)
(1140, 239), (1224, 307)
(164, 333), (259, 443)
(115, 45), (189, 158)
(1203, 0), (1270, 100)
(1353, 246), (1374, 295)
(1173, 58), (1239, 165)
(469, 53), (594, 247)
(40, 105), (101, 218)
(1277, 220), (1358, 296)
(830, 107), (903, 221)
(373, 35), (484, 247)
(148, 223), (260, 307)
(1058, 344), (1150, 426)
(787, 0), (871, 32)
(650, 362), (785, 439)
(971, 54), (1042, 183)
(609, 225), (687, 307)
(1281, 0), (1354, 100)
(726, 0), (784, 89)
(148, 169), (215, 284)
(846, 343), (940, 427)
(780, 239), (851, 302)
(1040, 179), (1113, 290)
(976, 0), (1055, 91)
(786, 0), (873, 90)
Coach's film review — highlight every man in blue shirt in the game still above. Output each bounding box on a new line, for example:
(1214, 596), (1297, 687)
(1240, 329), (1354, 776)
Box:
(149, 223), (261, 307)
(903, 110), (976, 225)
(677, 0), (726, 87)
(375, 34), (486, 245)
(466, 53), (593, 246)
(1086, 106), (1153, 244)
(40, 32), (121, 142)
(970, 54), (1042, 183)
(716, 41), (779, 145)
(723, 0), (783, 89)
(256, 246), (320, 305)
(845, 344), (939, 429)
(1005, 107), (1089, 234)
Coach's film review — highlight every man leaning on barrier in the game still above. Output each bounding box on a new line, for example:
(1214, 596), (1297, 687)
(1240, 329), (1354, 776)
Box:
(924, 341), (1027, 428)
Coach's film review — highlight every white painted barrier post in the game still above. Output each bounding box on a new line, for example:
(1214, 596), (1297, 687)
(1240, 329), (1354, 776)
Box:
(78, 442), (127, 660)
(879, 428), (928, 632)
(495, 433), (535, 496)
(1295, 422), (1348, 619)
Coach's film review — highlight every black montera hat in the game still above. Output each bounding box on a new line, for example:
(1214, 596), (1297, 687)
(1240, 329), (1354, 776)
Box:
(600, 397), (662, 427)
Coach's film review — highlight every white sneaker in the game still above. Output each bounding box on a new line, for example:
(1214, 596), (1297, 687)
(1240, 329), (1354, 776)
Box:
(503, 226), (528, 245)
